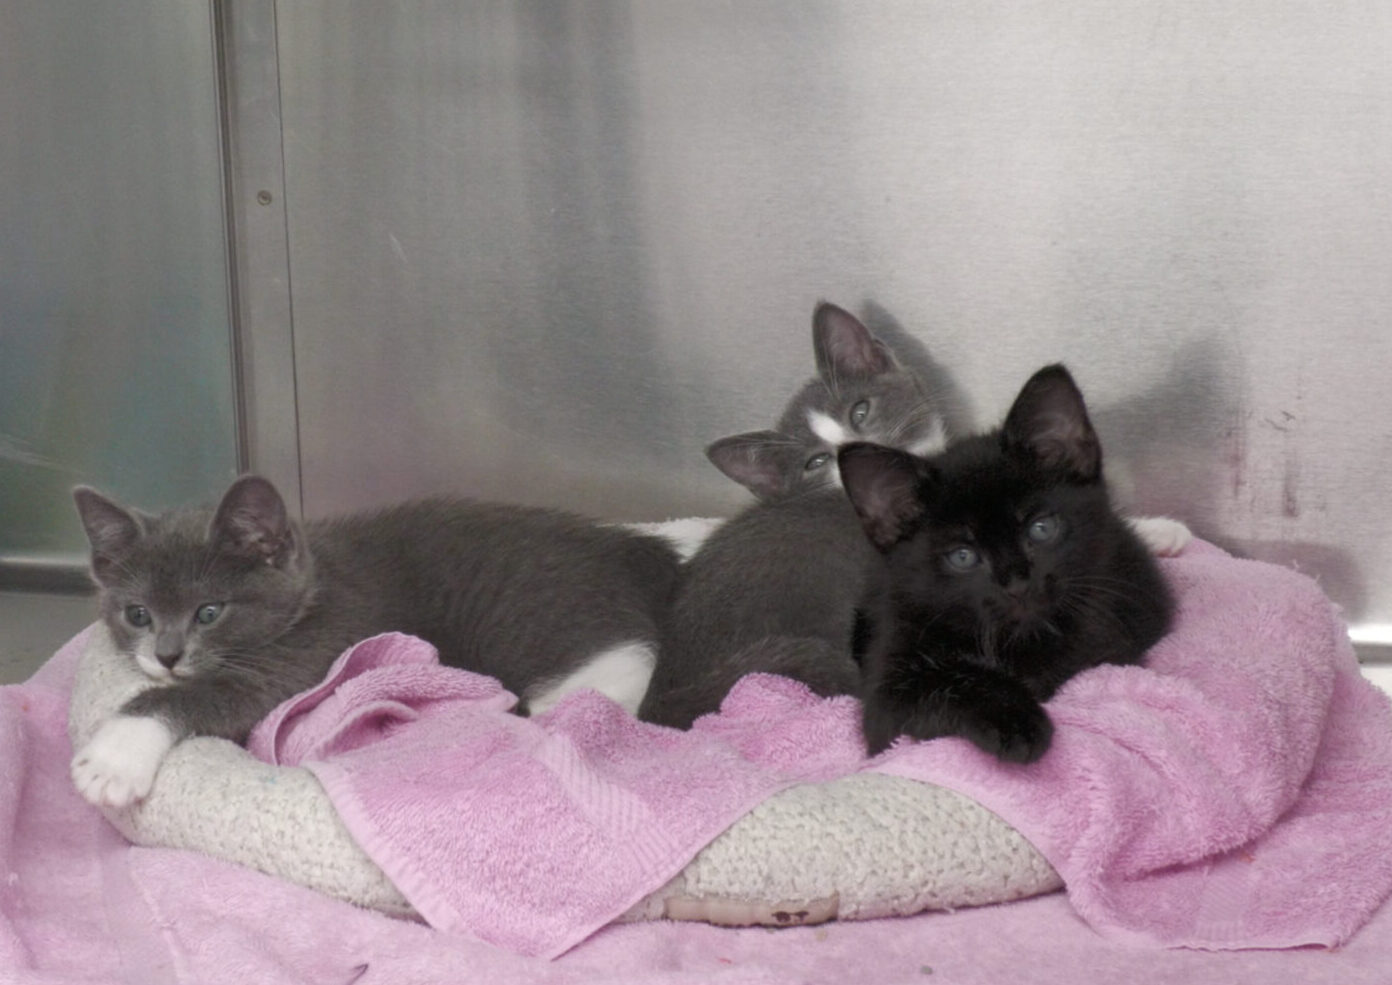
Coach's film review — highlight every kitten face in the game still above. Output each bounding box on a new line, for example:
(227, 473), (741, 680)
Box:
(73, 478), (313, 682)
(840, 364), (1120, 655)
(886, 459), (1114, 648)
(706, 302), (947, 502)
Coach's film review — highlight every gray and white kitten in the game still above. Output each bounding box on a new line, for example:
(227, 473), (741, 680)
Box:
(71, 476), (681, 807)
(705, 303), (947, 501)
(638, 303), (1192, 728)
(639, 303), (948, 727)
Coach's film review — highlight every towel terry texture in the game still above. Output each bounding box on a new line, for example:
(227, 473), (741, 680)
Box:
(4, 539), (1391, 982)
(871, 540), (1392, 950)
(237, 540), (1392, 956)
(247, 635), (870, 957)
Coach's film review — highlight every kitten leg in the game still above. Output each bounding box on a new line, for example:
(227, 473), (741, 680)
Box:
(71, 715), (177, 809)
(73, 675), (287, 807)
(863, 657), (1053, 763)
(1128, 515), (1193, 557)
(526, 641), (657, 717)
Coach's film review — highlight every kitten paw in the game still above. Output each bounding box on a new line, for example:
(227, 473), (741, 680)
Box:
(963, 704), (1054, 764)
(71, 716), (176, 809)
(864, 693), (1054, 763)
(1129, 515), (1193, 557)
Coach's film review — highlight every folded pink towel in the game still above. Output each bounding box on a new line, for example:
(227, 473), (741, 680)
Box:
(242, 540), (1392, 957)
(247, 634), (868, 958)
(873, 540), (1392, 949)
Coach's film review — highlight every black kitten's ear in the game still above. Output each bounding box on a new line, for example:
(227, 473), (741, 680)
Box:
(706, 431), (798, 501)
(813, 302), (895, 383)
(1003, 364), (1102, 482)
(73, 487), (143, 586)
(210, 475), (298, 566)
(838, 442), (930, 551)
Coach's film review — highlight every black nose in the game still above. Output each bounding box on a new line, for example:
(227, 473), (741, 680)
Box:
(156, 651), (183, 669)
(1004, 578), (1030, 600)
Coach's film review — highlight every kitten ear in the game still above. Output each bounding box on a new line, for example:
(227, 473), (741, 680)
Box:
(73, 487), (143, 586)
(706, 431), (798, 501)
(813, 302), (895, 383)
(1002, 364), (1102, 482)
(837, 442), (930, 551)
(210, 475), (298, 566)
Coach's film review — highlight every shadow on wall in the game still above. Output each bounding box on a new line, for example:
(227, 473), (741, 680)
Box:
(831, 310), (1370, 620)
(859, 299), (977, 440)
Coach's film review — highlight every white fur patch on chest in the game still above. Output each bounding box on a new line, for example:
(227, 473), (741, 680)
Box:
(71, 714), (177, 808)
(806, 409), (849, 447)
(525, 641), (656, 717)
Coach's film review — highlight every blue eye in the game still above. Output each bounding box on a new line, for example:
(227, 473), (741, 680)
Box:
(945, 546), (981, 571)
(1027, 514), (1061, 544)
(849, 400), (870, 427)
(195, 603), (224, 625)
(804, 452), (832, 471)
(124, 605), (151, 628)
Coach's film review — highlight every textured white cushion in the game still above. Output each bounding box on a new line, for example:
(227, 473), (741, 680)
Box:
(68, 623), (1060, 929)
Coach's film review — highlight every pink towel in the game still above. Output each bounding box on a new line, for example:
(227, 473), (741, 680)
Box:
(242, 540), (1392, 959)
(246, 634), (869, 958)
(873, 540), (1392, 949)
(6, 539), (1392, 982)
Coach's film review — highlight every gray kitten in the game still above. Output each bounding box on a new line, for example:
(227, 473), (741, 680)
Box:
(71, 476), (680, 807)
(638, 304), (1193, 728)
(639, 303), (949, 727)
(706, 303), (947, 501)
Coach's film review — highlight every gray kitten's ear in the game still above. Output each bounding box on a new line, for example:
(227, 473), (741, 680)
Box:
(706, 431), (798, 501)
(837, 442), (930, 551)
(813, 302), (895, 383)
(1003, 364), (1101, 483)
(73, 487), (143, 585)
(211, 475), (298, 566)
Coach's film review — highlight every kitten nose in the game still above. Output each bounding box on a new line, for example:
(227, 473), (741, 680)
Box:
(1004, 577), (1030, 600)
(156, 650), (183, 669)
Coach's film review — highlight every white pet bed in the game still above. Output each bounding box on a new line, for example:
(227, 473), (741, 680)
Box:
(68, 624), (1060, 930)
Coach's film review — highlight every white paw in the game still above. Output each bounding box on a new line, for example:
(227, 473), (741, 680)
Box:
(1129, 515), (1193, 558)
(71, 716), (176, 809)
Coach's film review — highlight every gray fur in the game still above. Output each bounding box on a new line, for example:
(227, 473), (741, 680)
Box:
(74, 477), (681, 744)
(705, 302), (946, 502)
(639, 304), (948, 727)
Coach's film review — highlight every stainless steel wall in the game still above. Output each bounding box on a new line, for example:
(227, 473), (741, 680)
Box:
(0, 0), (238, 568)
(246, 4), (1391, 636)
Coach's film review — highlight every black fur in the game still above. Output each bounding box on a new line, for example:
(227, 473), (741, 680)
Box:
(840, 364), (1172, 762)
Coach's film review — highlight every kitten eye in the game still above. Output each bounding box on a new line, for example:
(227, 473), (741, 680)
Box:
(804, 452), (832, 471)
(849, 399), (870, 428)
(945, 546), (982, 571)
(1027, 514), (1061, 544)
(124, 605), (151, 628)
(194, 603), (224, 625)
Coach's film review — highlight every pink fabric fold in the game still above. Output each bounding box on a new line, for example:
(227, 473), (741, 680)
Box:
(872, 540), (1392, 949)
(241, 540), (1392, 958)
(7, 539), (1392, 983)
(246, 634), (869, 958)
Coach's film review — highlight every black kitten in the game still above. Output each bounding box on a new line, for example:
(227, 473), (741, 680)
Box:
(839, 364), (1173, 762)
